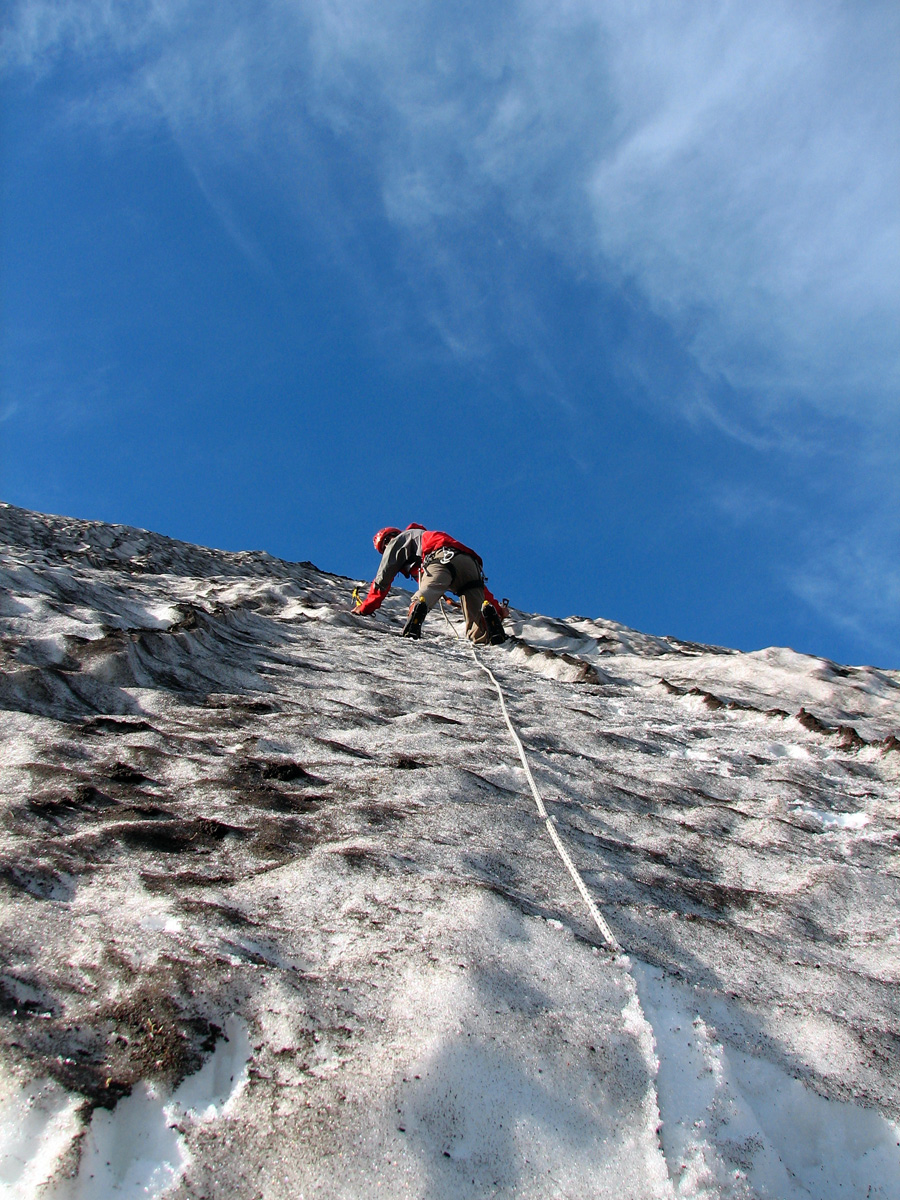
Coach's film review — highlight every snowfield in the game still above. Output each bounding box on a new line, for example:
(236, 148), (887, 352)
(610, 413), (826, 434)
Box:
(0, 502), (898, 1199)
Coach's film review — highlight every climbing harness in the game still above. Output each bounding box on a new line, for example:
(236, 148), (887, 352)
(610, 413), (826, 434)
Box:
(438, 602), (621, 953)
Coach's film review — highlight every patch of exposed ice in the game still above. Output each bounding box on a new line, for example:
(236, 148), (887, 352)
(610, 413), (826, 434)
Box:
(48, 1083), (187, 1200)
(0, 1072), (81, 1200)
(764, 741), (811, 760)
(633, 962), (900, 1200)
(139, 913), (184, 935)
(39, 1017), (251, 1200)
(139, 604), (183, 629)
(793, 806), (871, 831)
(167, 1016), (251, 1123)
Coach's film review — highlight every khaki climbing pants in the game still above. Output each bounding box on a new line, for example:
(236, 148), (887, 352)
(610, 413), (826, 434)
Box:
(415, 552), (489, 644)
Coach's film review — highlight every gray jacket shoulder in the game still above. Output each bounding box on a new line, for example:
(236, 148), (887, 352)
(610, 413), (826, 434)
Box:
(374, 528), (423, 591)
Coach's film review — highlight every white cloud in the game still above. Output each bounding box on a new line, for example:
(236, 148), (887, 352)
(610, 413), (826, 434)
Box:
(589, 1), (900, 412)
(5, 0), (896, 420)
(785, 421), (900, 660)
(709, 482), (794, 527)
(0, 0), (172, 71)
(791, 535), (900, 664)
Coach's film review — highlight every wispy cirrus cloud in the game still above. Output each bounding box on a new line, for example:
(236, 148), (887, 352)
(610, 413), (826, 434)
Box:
(589, 2), (900, 415)
(791, 534), (900, 664)
(6, 0), (896, 420)
(295, 0), (900, 421)
(786, 421), (900, 662)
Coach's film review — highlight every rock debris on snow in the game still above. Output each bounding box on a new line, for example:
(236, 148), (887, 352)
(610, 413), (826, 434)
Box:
(0, 502), (898, 1200)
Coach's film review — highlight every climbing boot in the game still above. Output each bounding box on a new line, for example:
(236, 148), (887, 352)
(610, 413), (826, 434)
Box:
(401, 599), (427, 639)
(482, 601), (507, 645)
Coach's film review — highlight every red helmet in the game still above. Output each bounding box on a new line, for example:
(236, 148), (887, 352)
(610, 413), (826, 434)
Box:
(373, 527), (401, 553)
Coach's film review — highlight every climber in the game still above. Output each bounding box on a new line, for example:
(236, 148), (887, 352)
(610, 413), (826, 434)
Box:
(354, 524), (507, 644)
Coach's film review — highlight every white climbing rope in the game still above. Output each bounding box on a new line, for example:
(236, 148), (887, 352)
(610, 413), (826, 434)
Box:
(439, 600), (621, 953)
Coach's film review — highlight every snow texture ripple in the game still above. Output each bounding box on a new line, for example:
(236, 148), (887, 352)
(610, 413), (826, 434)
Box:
(0, 502), (898, 1199)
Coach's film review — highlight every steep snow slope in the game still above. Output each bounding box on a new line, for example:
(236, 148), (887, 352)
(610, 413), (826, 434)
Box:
(1, 502), (898, 1200)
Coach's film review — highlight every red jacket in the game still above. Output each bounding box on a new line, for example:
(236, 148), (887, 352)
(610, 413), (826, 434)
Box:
(421, 530), (482, 567)
(356, 526), (483, 614)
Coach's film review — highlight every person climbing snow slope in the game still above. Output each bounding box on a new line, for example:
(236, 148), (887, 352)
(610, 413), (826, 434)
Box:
(354, 524), (507, 644)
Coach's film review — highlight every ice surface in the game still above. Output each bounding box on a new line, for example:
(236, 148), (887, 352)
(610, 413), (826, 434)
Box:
(634, 962), (900, 1199)
(167, 1016), (251, 1122)
(792, 806), (871, 831)
(1, 502), (898, 1199)
(0, 1072), (80, 1199)
(44, 1018), (250, 1199)
(48, 1083), (187, 1200)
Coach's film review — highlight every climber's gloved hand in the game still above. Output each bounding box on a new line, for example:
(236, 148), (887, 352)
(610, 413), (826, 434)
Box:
(354, 586), (388, 616)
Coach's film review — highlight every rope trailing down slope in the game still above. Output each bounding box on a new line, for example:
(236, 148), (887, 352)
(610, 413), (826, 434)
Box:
(471, 644), (621, 953)
(439, 601), (620, 953)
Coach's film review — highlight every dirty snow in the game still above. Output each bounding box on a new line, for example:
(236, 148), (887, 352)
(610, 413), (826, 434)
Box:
(1, 502), (898, 1199)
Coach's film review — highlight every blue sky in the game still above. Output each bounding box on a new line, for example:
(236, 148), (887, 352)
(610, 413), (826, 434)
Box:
(2, 1), (898, 667)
